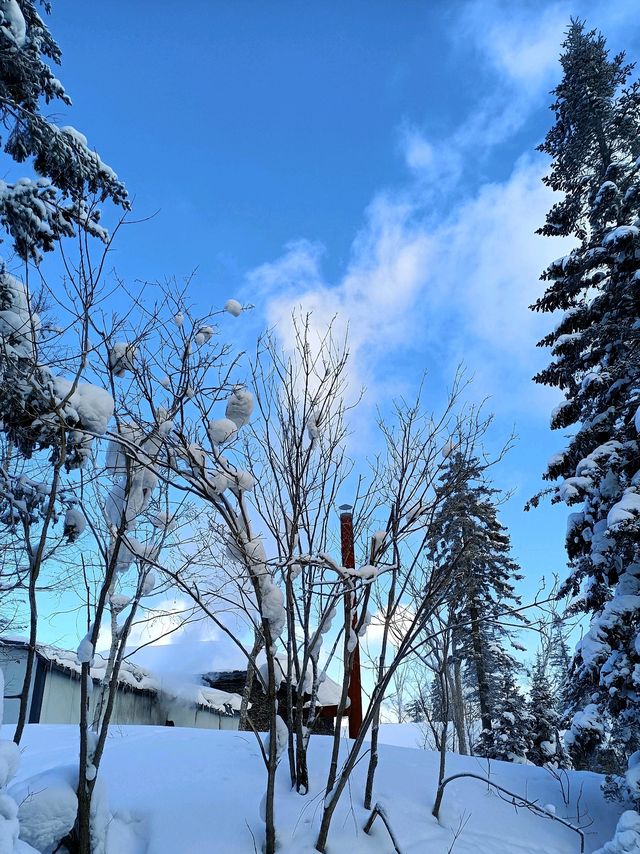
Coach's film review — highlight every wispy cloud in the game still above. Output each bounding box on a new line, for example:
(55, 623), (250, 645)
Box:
(244, 0), (635, 421)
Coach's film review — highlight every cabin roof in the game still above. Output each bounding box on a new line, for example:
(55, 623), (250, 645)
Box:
(0, 637), (241, 715)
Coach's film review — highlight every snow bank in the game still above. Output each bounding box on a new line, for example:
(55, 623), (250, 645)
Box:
(12, 725), (621, 854)
(593, 810), (640, 853)
(0, 668), (37, 854)
(10, 765), (78, 852)
(9, 764), (110, 854)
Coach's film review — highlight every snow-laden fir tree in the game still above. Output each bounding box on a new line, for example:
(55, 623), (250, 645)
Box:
(429, 449), (525, 736)
(475, 664), (532, 763)
(0, 0), (127, 260)
(531, 20), (640, 795)
(428, 675), (452, 724)
(0, 1), (127, 460)
(544, 617), (573, 714)
(406, 694), (427, 724)
(528, 652), (570, 769)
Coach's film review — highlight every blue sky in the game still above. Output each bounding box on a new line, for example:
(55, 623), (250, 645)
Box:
(25, 0), (640, 648)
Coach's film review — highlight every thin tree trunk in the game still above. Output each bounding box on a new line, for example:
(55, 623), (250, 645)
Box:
(75, 662), (91, 854)
(325, 580), (356, 796)
(14, 458), (64, 744)
(239, 627), (263, 731)
(92, 590), (118, 730)
(263, 627), (278, 854)
(469, 600), (492, 732)
(13, 575), (38, 745)
(364, 558), (397, 809)
(450, 658), (468, 755)
(364, 705), (380, 810)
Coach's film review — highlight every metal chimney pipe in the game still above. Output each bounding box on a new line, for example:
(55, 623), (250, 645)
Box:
(340, 506), (363, 739)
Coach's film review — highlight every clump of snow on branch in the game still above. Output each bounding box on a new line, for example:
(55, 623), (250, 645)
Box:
(224, 299), (243, 317)
(306, 408), (320, 441)
(0, 271), (39, 357)
(565, 703), (606, 751)
(225, 385), (254, 428)
(207, 418), (237, 446)
(63, 506), (86, 542)
(195, 325), (215, 345)
(51, 377), (113, 435)
(0, 271), (114, 465)
(76, 628), (95, 665)
(108, 342), (136, 377)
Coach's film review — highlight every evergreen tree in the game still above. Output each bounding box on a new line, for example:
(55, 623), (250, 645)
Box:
(406, 696), (427, 724)
(428, 676), (452, 724)
(430, 449), (525, 733)
(0, 1), (128, 261)
(0, 2), (128, 460)
(476, 665), (532, 763)
(531, 20), (640, 779)
(545, 618), (573, 713)
(528, 652), (570, 769)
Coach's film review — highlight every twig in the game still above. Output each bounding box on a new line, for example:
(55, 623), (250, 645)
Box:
(432, 773), (585, 852)
(363, 802), (403, 854)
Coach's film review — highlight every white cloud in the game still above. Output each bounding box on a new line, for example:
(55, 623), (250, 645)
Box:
(249, 193), (434, 400)
(424, 154), (575, 410)
(460, 0), (569, 93)
(248, 153), (572, 419)
(244, 0), (634, 421)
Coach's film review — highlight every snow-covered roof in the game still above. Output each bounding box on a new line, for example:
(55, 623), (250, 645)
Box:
(0, 637), (159, 695)
(262, 655), (348, 709)
(126, 640), (244, 714)
(0, 637), (242, 716)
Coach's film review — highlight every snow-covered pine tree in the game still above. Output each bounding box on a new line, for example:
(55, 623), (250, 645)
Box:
(429, 449), (525, 736)
(428, 675), (451, 724)
(475, 664), (532, 764)
(0, 0), (128, 261)
(528, 652), (570, 769)
(544, 617), (573, 714)
(532, 20), (640, 789)
(406, 695), (427, 724)
(0, 2), (128, 460)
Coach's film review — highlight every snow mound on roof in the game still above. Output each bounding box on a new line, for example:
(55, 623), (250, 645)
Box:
(262, 656), (347, 708)
(127, 640), (245, 714)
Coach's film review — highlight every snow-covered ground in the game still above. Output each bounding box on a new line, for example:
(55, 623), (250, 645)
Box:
(10, 724), (623, 853)
(363, 721), (428, 749)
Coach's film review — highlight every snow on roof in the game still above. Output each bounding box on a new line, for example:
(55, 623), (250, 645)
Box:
(127, 638), (247, 676)
(261, 655), (348, 709)
(0, 637), (242, 715)
(0, 637), (159, 694)
(126, 640), (245, 714)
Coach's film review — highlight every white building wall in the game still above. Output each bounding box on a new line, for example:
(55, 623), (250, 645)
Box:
(0, 646), (32, 725)
(163, 700), (224, 729)
(0, 645), (238, 731)
(36, 668), (165, 726)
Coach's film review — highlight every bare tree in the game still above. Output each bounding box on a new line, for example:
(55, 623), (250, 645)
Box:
(314, 379), (499, 852)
